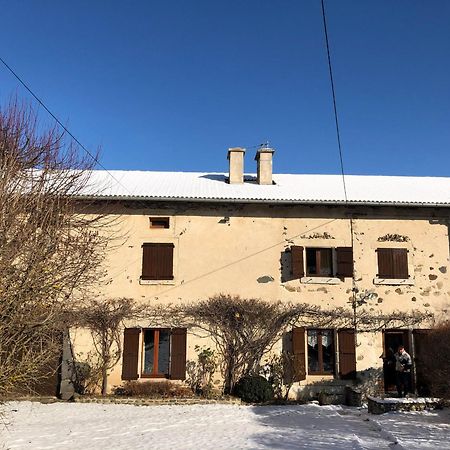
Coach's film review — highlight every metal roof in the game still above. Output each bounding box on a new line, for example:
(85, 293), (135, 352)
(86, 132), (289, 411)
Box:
(81, 170), (450, 207)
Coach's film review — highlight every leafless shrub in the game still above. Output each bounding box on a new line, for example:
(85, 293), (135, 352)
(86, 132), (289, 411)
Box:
(73, 297), (147, 395)
(0, 100), (114, 398)
(262, 352), (303, 401)
(155, 294), (431, 394)
(417, 323), (450, 399)
(113, 380), (193, 398)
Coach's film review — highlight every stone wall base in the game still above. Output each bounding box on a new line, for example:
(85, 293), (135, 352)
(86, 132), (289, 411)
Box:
(368, 396), (440, 414)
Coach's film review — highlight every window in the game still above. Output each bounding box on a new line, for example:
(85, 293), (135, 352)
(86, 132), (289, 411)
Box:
(143, 329), (170, 377)
(290, 328), (356, 380)
(376, 248), (408, 279)
(290, 246), (353, 279)
(307, 329), (335, 375)
(141, 243), (174, 280)
(149, 217), (170, 229)
(306, 248), (333, 276)
(122, 328), (187, 381)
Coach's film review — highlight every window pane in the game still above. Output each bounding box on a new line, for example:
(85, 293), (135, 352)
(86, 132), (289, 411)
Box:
(321, 330), (334, 373)
(158, 330), (170, 375)
(307, 330), (319, 373)
(306, 249), (317, 275)
(319, 249), (333, 276)
(143, 330), (155, 374)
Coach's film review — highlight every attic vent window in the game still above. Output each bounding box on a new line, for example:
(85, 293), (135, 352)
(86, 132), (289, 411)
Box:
(149, 217), (170, 229)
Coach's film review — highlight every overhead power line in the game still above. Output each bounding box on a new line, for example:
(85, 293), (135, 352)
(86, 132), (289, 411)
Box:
(0, 55), (134, 195)
(320, 0), (348, 202)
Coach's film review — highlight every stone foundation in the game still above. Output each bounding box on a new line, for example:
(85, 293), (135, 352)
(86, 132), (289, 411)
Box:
(368, 396), (440, 414)
(74, 396), (242, 406)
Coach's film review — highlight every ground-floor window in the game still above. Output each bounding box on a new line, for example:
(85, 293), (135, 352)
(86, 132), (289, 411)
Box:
(143, 329), (171, 377)
(291, 327), (356, 381)
(307, 329), (335, 375)
(122, 327), (187, 381)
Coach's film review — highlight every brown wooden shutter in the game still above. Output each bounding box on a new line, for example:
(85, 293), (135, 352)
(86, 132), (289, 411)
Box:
(377, 248), (408, 279)
(392, 248), (408, 279)
(142, 243), (174, 280)
(170, 328), (187, 380)
(291, 246), (304, 279)
(338, 329), (356, 379)
(122, 328), (140, 380)
(336, 247), (353, 278)
(292, 327), (306, 381)
(377, 248), (393, 278)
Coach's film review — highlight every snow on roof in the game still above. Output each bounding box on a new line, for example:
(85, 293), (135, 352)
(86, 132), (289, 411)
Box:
(82, 170), (450, 206)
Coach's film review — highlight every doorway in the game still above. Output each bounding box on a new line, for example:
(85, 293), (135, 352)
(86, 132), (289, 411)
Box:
(382, 330), (410, 393)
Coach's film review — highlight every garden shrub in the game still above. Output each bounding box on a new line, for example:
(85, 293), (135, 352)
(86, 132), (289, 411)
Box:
(233, 375), (274, 403)
(419, 324), (450, 399)
(186, 346), (218, 397)
(113, 381), (192, 398)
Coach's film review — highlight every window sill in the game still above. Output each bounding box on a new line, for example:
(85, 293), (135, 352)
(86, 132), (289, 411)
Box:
(139, 279), (175, 285)
(301, 277), (342, 285)
(140, 373), (168, 379)
(373, 277), (414, 286)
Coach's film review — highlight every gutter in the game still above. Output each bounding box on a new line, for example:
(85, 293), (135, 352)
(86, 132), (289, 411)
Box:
(76, 195), (450, 208)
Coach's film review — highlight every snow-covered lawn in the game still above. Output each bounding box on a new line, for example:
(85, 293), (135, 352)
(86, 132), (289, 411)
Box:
(2, 401), (450, 449)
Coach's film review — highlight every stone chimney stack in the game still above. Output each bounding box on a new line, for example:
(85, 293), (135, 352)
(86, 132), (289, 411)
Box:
(227, 147), (246, 184)
(255, 147), (275, 185)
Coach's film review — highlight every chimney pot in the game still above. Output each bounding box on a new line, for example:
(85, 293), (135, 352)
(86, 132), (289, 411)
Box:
(227, 147), (246, 184)
(255, 148), (275, 185)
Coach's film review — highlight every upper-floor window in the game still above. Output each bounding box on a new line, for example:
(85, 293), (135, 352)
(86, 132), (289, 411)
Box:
(291, 246), (353, 279)
(141, 243), (174, 280)
(306, 248), (333, 276)
(376, 248), (409, 279)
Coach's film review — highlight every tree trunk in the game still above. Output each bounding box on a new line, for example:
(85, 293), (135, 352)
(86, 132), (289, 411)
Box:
(101, 364), (108, 396)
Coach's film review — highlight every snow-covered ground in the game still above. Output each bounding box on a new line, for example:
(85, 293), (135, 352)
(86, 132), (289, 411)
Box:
(2, 401), (450, 449)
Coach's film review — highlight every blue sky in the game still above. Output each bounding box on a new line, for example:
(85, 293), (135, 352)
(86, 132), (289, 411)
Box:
(1, 1), (449, 176)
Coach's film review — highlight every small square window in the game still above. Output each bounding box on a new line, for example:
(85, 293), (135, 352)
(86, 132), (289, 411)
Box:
(149, 217), (170, 229)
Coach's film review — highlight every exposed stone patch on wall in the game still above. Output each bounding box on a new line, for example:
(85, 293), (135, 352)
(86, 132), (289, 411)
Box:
(300, 232), (335, 240)
(257, 276), (274, 283)
(377, 233), (410, 242)
(283, 284), (296, 292)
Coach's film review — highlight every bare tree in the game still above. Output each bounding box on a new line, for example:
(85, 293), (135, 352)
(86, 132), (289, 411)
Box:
(0, 100), (114, 398)
(157, 294), (431, 394)
(74, 297), (146, 396)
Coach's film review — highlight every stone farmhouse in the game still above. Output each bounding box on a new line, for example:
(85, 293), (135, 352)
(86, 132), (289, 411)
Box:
(70, 147), (450, 398)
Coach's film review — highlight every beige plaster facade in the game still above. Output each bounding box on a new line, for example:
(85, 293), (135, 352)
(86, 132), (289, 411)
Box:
(71, 200), (450, 397)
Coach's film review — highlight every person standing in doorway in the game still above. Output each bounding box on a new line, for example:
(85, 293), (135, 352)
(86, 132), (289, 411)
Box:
(395, 345), (412, 397)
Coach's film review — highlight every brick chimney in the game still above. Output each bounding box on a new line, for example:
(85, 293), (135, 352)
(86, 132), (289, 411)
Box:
(255, 147), (275, 185)
(227, 147), (246, 184)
